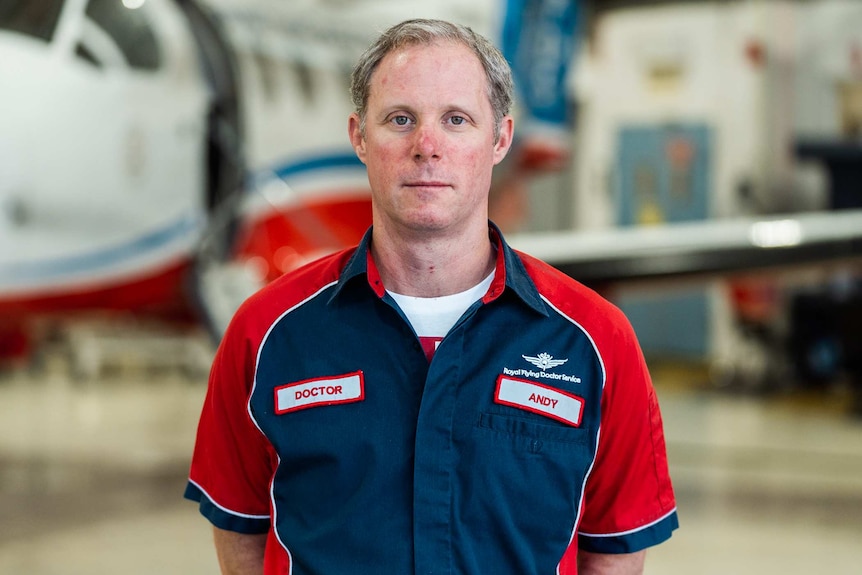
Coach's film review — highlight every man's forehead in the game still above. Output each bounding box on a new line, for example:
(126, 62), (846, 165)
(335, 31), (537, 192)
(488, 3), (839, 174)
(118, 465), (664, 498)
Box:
(368, 41), (486, 100)
(376, 40), (479, 77)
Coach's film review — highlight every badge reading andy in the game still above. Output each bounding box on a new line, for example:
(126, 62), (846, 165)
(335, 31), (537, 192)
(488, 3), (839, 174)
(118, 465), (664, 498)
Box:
(494, 375), (584, 427)
(275, 371), (365, 414)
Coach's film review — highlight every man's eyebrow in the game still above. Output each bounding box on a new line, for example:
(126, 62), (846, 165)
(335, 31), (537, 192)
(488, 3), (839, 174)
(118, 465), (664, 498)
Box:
(378, 103), (416, 114)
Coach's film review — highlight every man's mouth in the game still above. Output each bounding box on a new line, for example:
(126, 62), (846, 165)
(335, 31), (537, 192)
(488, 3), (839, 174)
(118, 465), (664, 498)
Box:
(404, 181), (449, 188)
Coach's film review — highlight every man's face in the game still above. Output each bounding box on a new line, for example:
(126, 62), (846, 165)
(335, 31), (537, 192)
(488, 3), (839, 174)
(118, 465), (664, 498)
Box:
(349, 41), (513, 236)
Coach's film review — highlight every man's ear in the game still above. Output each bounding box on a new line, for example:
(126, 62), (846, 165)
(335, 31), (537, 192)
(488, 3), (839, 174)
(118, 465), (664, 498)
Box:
(493, 115), (515, 166)
(348, 113), (367, 164)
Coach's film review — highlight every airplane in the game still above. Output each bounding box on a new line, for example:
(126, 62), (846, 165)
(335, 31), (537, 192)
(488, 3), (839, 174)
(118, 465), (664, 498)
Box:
(2, 0), (861, 399)
(0, 0), (573, 362)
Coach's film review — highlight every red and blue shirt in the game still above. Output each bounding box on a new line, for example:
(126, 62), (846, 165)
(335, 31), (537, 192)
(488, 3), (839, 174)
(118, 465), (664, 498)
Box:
(186, 225), (678, 574)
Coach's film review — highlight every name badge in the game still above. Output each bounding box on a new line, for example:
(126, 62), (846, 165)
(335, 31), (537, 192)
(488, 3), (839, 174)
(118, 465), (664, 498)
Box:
(494, 376), (584, 427)
(275, 371), (365, 414)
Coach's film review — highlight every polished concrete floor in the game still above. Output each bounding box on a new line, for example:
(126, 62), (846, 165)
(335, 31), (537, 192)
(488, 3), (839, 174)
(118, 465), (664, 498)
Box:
(1, 340), (861, 574)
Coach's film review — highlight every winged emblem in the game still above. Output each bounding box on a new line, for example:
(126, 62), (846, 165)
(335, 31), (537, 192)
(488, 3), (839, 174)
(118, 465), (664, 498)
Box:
(522, 352), (568, 371)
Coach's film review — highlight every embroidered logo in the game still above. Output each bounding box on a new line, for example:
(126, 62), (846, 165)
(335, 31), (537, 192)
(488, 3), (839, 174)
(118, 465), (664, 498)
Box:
(522, 352), (568, 371)
(495, 376), (584, 427)
(275, 371), (365, 414)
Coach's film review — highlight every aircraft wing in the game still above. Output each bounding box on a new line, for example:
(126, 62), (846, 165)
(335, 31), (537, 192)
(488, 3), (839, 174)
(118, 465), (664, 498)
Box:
(507, 209), (862, 288)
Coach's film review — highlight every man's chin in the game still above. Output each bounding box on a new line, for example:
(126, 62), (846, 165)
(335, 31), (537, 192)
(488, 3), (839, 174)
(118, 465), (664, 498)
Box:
(394, 213), (460, 235)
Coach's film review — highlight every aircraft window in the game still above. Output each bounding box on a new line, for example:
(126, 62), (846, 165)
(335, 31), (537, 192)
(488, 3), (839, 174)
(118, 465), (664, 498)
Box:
(75, 18), (125, 69)
(84, 0), (161, 71)
(254, 53), (279, 101)
(0, 0), (64, 42)
(75, 43), (102, 68)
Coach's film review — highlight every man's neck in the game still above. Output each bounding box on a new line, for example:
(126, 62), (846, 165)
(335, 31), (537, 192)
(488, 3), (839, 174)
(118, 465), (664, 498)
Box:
(370, 224), (496, 297)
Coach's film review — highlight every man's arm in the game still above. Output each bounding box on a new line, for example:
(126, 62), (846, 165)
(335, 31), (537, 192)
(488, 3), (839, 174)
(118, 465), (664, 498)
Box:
(577, 550), (646, 575)
(213, 527), (267, 575)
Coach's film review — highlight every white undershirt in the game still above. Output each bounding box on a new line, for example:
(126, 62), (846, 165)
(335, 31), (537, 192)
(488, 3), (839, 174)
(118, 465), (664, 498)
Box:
(388, 270), (495, 338)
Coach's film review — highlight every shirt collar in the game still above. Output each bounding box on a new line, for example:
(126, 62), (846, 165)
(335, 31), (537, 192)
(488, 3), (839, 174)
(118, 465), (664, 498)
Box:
(330, 223), (547, 316)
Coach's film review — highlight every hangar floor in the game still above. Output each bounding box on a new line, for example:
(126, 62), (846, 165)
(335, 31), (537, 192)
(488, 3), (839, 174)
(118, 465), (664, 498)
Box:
(1, 334), (861, 574)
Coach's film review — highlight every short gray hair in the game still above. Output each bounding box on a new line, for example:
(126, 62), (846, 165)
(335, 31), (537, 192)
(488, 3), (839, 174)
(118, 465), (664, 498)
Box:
(350, 19), (513, 141)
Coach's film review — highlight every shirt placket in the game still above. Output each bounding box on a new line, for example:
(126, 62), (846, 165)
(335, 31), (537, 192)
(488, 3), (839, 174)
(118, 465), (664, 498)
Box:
(412, 300), (486, 575)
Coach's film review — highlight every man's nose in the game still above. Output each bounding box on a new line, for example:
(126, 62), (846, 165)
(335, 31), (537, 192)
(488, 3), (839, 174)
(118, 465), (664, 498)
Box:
(412, 122), (442, 160)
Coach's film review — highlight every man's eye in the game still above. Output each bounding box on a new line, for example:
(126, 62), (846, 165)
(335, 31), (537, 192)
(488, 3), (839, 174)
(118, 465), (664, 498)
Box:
(449, 116), (466, 126)
(392, 116), (411, 126)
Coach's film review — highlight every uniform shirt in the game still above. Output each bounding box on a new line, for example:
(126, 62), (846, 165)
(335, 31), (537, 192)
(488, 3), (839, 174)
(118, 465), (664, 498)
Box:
(185, 224), (678, 575)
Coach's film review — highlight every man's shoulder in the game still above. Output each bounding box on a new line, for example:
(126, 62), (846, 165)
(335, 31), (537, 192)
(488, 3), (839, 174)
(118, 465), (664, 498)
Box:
(230, 247), (358, 335)
(515, 250), (630, 332)
(516, 250), (610, 306)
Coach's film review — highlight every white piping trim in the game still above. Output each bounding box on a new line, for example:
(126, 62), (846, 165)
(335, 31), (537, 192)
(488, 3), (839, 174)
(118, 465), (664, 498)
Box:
(188, 478), (270, 520)
(248, 279), (339, 574)
(540, 296), (607, 575)
(578, 507), (678, 538)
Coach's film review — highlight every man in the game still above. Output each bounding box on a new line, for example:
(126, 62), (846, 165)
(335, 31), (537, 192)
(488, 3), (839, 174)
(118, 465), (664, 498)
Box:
(186, 19), (678, 575)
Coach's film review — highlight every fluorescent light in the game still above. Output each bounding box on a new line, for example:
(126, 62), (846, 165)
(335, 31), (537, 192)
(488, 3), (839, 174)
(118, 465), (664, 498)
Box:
(122, 0), (146, 9)
(749, 219), (802, 248)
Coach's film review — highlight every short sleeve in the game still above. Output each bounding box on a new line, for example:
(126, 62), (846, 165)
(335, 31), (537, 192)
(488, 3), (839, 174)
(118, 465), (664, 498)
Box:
(577, 316), (678, 553)
(185, 312), (274, 534)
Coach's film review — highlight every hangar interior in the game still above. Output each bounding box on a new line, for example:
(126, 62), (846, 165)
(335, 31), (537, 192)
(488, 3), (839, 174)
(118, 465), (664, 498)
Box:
(1, 0), (862, 573)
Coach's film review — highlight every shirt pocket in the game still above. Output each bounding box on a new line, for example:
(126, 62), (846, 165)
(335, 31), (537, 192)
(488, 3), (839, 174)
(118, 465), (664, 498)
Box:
(475, 411), (591, 454)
